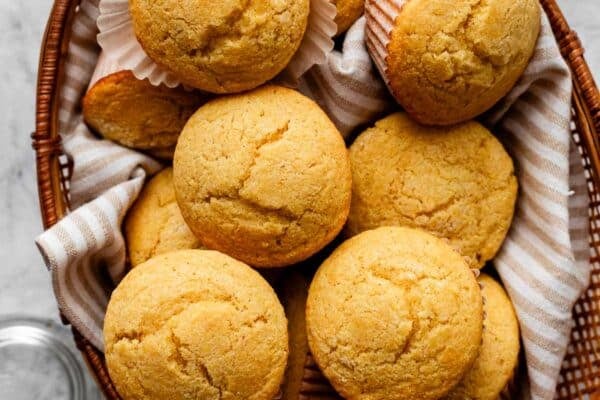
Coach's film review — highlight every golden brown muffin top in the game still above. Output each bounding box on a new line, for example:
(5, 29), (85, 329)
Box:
(347, 112), (517, 268)
(382, 0), (540, 125)
(444, 274), (520, 400)
(173, 85), (352, 268)
(306, 227), (484, 400)
(104, 250), (289, 400)
(83, 70), (205, 158)
(125, 168), (202, 267)
(129, 0), (310, 93)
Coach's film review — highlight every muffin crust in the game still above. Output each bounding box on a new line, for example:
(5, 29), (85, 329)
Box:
(174, 85), (352, 268)
(104, 250), (289, 400)
(129, 0), (310, 93)
(444, 274), (520, 400)
(125, 168), (202, 267)
(306, 227), (484, 399)
(347, 112), (517, 268)
(83, 70), (205, 158)
(367, 0), (541, 125)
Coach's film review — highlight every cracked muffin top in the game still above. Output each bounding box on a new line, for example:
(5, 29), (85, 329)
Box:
(173, 85), (352, 268)
(129, 0), (310, 93)
(346, 112), (517, 268)
(83, 70), (206, 158)
(104, 249), (288, 400)
(125, 168), (202, 267)
(444, 274), (520, 400)
(366, 0), (540, 125)
(306, 227), (484, 400)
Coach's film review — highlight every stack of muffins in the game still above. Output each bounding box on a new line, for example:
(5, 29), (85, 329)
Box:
(88, 0), (541, 399)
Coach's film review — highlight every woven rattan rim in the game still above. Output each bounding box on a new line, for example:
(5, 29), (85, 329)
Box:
(32, 0), (600, 398)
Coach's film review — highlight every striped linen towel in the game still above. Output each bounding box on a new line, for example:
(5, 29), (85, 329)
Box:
(34, 2), (590, 398)
(298, 17), (393, 137)
(36, 0), (161, 349)
(303, 15), (590, 397)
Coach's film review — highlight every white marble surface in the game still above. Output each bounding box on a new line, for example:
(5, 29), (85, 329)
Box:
(1, 0), (57, 321)
(0, 0), (599, 397)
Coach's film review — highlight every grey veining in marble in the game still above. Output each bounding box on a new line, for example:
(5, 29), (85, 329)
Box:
(0, 0), (598, 398)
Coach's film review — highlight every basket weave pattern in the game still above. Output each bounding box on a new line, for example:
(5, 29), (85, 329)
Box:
(32, 0), (600, 398)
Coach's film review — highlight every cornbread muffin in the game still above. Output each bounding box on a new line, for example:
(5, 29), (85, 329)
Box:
(83, 71), (205, 158)
(125, 168), (202, 267)
(129, 0), (310, 93)
(347, 113), (517, 268)
(277, 273), (310, 400)
(366, 0), (540, 125)
(174, 85), (352, 268)
(306, 227), (484, 400)
(104, 250), (288, 400)
(444, 274), (520, 400)
(334, 0), (364, 34)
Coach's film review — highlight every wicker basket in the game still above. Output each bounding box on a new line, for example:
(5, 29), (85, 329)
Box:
(32, 0), (600, 398)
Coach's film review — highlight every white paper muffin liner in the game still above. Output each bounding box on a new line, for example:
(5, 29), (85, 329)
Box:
(88, 52), (123, 89)
(97, 0), (337, 89)
(364, 0), (406, 92)
(277, 0), (337, 86)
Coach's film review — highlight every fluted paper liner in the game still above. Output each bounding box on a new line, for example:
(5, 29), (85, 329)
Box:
(96, 0), (180, 88)
(364, 0), (406, 92)
(88, 52), (123, 89)
(97, 0), (337, 90)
